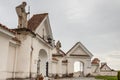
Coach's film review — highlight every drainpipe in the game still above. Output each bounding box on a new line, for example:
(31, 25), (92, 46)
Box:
(12, 46), (17, 79)
(29, 37), (33, 78)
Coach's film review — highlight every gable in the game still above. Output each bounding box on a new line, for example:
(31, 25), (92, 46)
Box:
(100, 64), (112, 71)
(28, 13), (53, 41)
(28, 13), (48, 31)
(67, 42), (93, 58)
(71, 46), (88, 56)
(35, 20), (48, 38)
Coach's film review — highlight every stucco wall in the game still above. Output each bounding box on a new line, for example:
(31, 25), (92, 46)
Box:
(7, 43), (16, 78)
(15, 34), (32, 78)
(0, 34), (11, 79)
(100, 71), (117, 76)
(52, 62), (57, 74)
(15, 33), (52, 78)
(91, 65), (100, 76)
(36, 23), (47, 39)
(67, 57), (91, 76)
(62, 63), (67, 74)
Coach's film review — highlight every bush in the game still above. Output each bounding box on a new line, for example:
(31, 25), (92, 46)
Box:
(95, 76), (117, 80)
(117, 71), (120, 80)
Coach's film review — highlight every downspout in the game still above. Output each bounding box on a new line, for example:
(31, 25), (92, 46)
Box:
(12, 46), (17, 79)
(29, 37), (34, 78)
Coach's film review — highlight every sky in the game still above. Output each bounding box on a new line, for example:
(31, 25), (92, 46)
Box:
(0, 0), (120, 70)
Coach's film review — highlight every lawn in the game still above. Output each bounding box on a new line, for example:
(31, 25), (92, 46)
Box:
(95, 76), (117, 80)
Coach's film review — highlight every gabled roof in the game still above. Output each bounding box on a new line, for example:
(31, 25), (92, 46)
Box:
(100, 63), (112, 70)
(60, 49), (66, 56)
(66, 42), (93, 58)
(28, 13), (48, 31)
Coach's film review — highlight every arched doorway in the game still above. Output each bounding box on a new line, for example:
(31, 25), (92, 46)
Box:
(74, 61), (84, 77)
(37, 49), (48, 77)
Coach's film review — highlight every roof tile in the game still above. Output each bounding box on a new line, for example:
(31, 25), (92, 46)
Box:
(28, 13), (48, 31)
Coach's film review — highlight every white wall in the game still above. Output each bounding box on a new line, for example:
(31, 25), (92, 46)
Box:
(15, 33), (53, 78)
(62, 63), (67, 74)
(36, 23), (47, 39)
(100, 71), (117, 76)
(0, 33), (13, 80)
(52, 62), (57, 74)
(15, 34), (32, 78)
(7, 43), (16, 78)
(91, 65), (100, 76)
(67, 57), (91, 76)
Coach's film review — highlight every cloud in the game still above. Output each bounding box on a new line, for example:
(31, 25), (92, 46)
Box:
(108, 51), (120, 59)
(0, 0), (120, 70)
(93, 51), (120, 70)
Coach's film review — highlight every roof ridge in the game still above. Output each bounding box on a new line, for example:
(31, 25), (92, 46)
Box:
(66, 42), (80, 54)
(33, 13), (48, 16)
(66, 41), (93, 57)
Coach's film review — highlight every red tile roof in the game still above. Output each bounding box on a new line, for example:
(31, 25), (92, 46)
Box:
(28, 13), (48, 31)
(92, 58), (100, 64)
(0, 23), (16, 34)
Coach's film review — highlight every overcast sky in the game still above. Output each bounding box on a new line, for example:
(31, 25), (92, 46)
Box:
(0, 0), (120, 70)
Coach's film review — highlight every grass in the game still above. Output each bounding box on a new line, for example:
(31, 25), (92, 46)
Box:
(95, 76), (117, 80)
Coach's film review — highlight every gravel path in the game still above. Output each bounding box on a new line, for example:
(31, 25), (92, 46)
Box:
(52, 77), (103, 80)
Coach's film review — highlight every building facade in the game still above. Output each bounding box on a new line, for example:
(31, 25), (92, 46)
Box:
(91, 58), (117, 76)
(0, 13), (93, 80)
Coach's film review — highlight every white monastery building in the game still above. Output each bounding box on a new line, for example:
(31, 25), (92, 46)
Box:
(0, 2), (117, 80)
(0, 13), (94, 80)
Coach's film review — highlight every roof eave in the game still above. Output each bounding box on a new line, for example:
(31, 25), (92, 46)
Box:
(0, 27), (15, 38)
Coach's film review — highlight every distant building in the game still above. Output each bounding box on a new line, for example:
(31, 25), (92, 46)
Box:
(91, 58), (117, 76)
